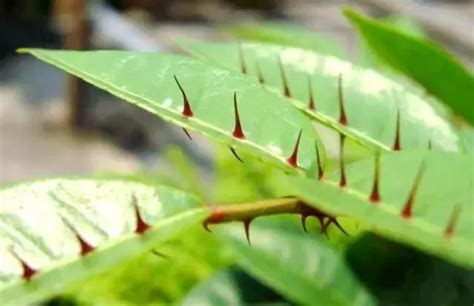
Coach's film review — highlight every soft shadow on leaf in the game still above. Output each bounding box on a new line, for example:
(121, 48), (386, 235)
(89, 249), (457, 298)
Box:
(346, 233), (474, 306)
(181, 267), (290, 306)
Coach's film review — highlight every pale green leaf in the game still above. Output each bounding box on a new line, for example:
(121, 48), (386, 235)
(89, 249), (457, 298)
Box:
(0, 179), (205, 305)
(179, 41), (462, 152)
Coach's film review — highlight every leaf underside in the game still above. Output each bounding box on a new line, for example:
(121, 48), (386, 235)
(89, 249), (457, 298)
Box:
(0, 179), (205, 305)
(286, 150), (474, 268)
(221, 221), (376, 306)
(344, 8), (474, 126)
(19, 48), (325, 177)
(179, 41), (462, 152)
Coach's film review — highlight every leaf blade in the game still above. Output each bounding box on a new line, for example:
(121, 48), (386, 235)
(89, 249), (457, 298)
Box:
(221, 221), (376, 306)
(286, 150), (474, 267)
(0, 178), (206, 305)
(18, 48), (325, 176)
(179, 41), (462, 152)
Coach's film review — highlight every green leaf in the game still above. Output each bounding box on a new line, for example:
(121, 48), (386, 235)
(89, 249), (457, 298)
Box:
(344, 8), (474, 125)
(223, 22), (346, 58)
(347, 233), (474, 306)
(220, 220), (376, 306)
(0, 178), (205, 305)
(460, 127), (474, 153)
(179, 41), (462, 152)
(181, 270), (244, 306)
(286, 150), (473, 267)
(19, 49), (324, 176)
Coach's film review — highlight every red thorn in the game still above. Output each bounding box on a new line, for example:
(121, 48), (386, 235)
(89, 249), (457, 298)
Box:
(203, 209), (224, 233)
(239, 43), (247, 74)
(173, 75), (193, 117)
(278, 56), (291, 98)
(133, 196), (150, 234)
(229, 147), (244, 163)
(401, 162), (425, 219)
(287, 130), (303, 168)
(59, 215), (95, 256)
(20, 259), (37, 280)
(77, 235), (95, 256)
(182, 128), (192, 140)
(232, 92), (245, 139)
(256, 62), (265, 84)
(444, 204), (461, 239)
(370, 152), (381, 203)
(243, 218), (252, 246)
(315, 142), (324, 180)
(338, 73), (347, 125)
(11, 250), (37, 280)
(392, 109), (401, 151)
(339, 134), (347, 188)
(308, 75), (315, 110)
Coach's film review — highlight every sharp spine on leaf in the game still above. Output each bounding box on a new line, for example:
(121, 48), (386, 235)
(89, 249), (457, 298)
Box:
(182, 128), (192, 140)
(308, 75), (315, 110)
(173, 75), (193, 117)
(239, 43), (247, 74)
(20, 258), (37, 280)
(338, 73), (348, 125)
(315, 142), (324, 180)
(393, 109), (401, 150)
(232, 92), (245, 139)
(339, 134), (347, 187)
(133, 195), (150, 234)
(278, 55), (291, 98)
(243, 218), (252, 246)
(370, 151), (381, 203)
(444, 204), (461, 238)
(229, 147), (244, 163)
(60, 215), (94, 256)
(256, 62), (265, 84)
(11, 249), (37, 280)
(401, 162), (425, 219)
(287, 130), (302, 168)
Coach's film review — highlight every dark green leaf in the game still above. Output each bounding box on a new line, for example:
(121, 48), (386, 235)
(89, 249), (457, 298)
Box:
(344, 8), (474, 125)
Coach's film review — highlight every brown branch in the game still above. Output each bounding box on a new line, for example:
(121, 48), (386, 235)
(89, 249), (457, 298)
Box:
(203, 197), (347, 242)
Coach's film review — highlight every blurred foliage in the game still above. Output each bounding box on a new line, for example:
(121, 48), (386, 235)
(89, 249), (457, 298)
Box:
(346, 8), (474, 126)
(223, 22), (346, 59)
(347, 233), (474, 306)
(182, 268), (289, 306)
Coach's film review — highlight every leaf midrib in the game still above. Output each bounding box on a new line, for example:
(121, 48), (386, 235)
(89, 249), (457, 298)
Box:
(180, 43), (389, 152)
(18, 49), (304, 175)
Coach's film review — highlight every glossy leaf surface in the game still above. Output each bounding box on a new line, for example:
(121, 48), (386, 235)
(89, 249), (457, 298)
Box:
(20, 49), (324, 176)
(180, 41), (462, 152)
(0, 179), (205, 305)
